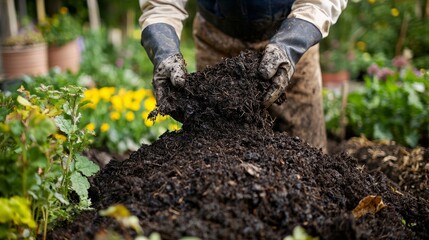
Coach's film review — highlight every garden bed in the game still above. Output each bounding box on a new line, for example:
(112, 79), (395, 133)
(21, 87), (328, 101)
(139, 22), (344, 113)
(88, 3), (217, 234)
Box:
(50, 51), (428, 239)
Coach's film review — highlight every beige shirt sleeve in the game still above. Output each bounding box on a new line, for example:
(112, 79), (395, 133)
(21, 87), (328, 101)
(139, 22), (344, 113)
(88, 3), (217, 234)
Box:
(139, 0), (347, 39)
(139, 0), (188, 39)
(289, 0), (348, 38)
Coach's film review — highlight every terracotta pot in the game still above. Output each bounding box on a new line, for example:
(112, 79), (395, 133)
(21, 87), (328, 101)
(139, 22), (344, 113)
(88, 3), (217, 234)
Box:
(48, 39), (81, 73)
(322, 70), (350, 88)
(1, 43), (48, 80)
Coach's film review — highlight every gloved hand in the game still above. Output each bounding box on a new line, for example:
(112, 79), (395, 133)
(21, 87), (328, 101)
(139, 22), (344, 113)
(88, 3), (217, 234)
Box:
(141, 23), (187, 105)
(259, 18), (322, 108)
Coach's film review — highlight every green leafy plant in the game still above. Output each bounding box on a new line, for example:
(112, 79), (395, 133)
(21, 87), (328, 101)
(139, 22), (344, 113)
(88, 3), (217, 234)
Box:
(347, 67), (428, 147)
(39, 7), (81, 46)
(23, 68), (81, 90)
(0, 85), (98, 239)
(0, 196), (36, 239)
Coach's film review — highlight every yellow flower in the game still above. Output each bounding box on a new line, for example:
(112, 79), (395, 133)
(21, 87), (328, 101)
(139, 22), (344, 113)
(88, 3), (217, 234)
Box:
(125, 111), (135, 122)
(141, 111), (149, 120)
(133, 89), (145, 102)
(111, 95), (123, 112)
(356, 41), (366, 51)
(155, 114), (169, 123)
(83, 88), (100, 109)
(136, 89), (153, 99)
(99, 87), (116, 101)
(86, 101), (97, 109)
(144, 97), (157, 111)
(146, 89), (154, 98)
(86, 123), (96, 131)
(124, 92), (141, 111)
(130, 101), (141, 111)
(168, 124), (181, 131)
(100, 123), (110, 132)
(391, 8), (399, 17)
(59, 7), (68, 15)
(141, 111), (154, 127)
(53, 133), (67, 142)
(0, 123), (10, 132)
(118, 88), (127, 97)
(110, 111), (121, 121)
(368, 0), (375, 4)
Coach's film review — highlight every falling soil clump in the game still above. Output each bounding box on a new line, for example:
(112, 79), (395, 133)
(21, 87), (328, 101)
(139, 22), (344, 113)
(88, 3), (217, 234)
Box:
(50, 51), (429, 240)
(149, 51), (282, 131)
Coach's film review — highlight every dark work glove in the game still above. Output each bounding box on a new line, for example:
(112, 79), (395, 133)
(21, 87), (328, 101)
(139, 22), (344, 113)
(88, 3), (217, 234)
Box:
(141, 23), (187, 106)
(259, 18), (322, 108)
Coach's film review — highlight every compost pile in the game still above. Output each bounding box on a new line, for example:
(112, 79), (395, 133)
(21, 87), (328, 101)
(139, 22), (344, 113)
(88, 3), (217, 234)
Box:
(51, 51), (429, 240)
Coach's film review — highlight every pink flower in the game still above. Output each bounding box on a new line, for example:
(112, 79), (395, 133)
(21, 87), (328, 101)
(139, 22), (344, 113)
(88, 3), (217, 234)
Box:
(367, 63), (380, 76)
(376, 67), (394, 80)
(392, 55), (408, 69)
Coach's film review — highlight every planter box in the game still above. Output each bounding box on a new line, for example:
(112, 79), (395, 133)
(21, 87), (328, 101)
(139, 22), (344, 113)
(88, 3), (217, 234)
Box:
(48, 39), (81, 73)
(1, 43), (48, 80)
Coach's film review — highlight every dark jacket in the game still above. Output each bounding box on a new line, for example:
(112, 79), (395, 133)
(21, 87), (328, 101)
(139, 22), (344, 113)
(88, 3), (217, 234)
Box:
(198, 0), (295, 41)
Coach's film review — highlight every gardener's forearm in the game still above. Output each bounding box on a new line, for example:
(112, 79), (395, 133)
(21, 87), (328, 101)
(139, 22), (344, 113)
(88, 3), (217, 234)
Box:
(289, 0), (348, 38)
(139, 0), (189, 39)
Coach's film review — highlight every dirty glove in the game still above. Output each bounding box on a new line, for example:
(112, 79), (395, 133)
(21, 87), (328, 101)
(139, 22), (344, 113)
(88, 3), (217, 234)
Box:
(141, 23), (187, 105)
(259, 18), (322, 108)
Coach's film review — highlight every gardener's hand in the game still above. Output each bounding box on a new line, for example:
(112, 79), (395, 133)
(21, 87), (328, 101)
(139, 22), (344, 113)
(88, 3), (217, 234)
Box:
(141, 23), (187, 105)
(259, 44), (293, 108)
(153, 54), (187, 104)
(258, 18), (323, 108)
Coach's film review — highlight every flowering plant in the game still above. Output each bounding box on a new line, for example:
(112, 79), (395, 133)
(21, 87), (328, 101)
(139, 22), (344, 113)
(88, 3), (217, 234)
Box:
(39, 7), (81, 46)
(0, 85), (98, 239)
(81, 87), (180, 154)
(343, 56), (427, 147)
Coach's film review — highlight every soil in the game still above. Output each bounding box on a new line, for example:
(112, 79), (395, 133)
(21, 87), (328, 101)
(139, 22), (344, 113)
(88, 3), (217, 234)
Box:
(50, 51), (429, 240)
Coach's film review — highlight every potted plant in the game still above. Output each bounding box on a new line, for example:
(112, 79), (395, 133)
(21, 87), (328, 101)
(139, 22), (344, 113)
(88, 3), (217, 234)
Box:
(39, 7), (81, 73)
(320, 43), (351, 87)
(1, 29), (48, 80)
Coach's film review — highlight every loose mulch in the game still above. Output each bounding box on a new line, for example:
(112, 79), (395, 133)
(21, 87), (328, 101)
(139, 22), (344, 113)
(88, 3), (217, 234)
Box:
(50, 51), (429, 240)
(339, 137), (429, 201)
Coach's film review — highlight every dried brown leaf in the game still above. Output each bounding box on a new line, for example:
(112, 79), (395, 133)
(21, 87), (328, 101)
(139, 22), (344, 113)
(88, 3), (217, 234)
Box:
(352, 195), (386, 218)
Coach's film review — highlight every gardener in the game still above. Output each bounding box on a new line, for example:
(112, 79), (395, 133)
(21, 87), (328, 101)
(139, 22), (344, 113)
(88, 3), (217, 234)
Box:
(139, 0), (347, 152)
